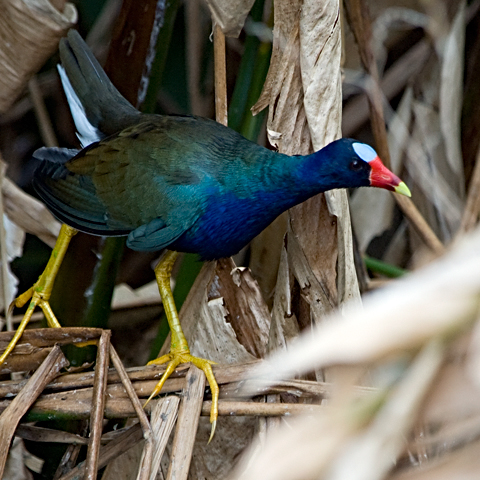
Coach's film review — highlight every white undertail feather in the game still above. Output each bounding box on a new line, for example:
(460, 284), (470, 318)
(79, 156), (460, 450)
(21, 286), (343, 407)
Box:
(57, 65), (102, 148)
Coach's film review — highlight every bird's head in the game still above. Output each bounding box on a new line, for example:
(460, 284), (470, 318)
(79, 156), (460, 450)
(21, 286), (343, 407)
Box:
(308, 138), (411, 196)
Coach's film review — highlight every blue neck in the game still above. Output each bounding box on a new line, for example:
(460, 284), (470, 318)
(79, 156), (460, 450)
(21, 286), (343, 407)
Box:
(270, 151), (341, 205)
(170, 150), (344, 260)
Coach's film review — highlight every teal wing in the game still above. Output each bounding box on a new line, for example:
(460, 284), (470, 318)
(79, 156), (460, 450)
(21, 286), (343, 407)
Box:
(33, 116), (220, 242)
(33, 148), (133, 235)
(33, 114), (271, 250)
(34, 150), (190, 249)
(127, 220), (186, 251)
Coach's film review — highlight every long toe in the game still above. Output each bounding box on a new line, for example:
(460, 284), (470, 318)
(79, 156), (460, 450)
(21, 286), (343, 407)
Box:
(188, 355), (219, 431)
(144, 355), (182, 406)
(145, 352), (219, 438)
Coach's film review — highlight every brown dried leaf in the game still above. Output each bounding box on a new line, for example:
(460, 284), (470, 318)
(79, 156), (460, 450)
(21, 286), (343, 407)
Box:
(163, 259), (270, 364)
(0, 0), (77, 112)
(164, 366), (205, 480)
(101, 438), (144, 480)
(268, 245), (299, 352)
(186, 417), (257, 479)
(288, 204), (337, 322)
(252, 0), (310, 155)
(3, 176), (60, 248)
(412, 99), (462, 239)
(439, 1), (466, 195)
(254, 0), (360, 344)
(325, 341), (444, 480)
(204, 0), (256, 37)
(299, 0), (361, 308)
(299, 1), (342, 147)
(230, 404), (357, 480)
(394, 3), (467, 245)
(324, 190), (361, 307)
(249, 227), (480, 386)
(249, 212), (288, 306)
(111, 281), (160, 310)
(389, 438), (480, 480)
(4, 438), (36, 480)
(0, 213), (25, 313)
(208, 258), (271, 358)
(148, 397), (180, 480)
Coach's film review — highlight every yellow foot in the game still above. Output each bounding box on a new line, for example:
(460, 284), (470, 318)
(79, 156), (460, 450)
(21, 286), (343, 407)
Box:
(1, 224), (83, 366)
(145, 352), (219, 441)
(13, 284), (61, 328)
(6, 284), (95, 356)
(0, 285), (62, 365)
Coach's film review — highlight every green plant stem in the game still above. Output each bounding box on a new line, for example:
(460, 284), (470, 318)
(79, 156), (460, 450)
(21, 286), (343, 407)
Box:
(364, 256), (407, 278)
(228, 0), (272, 140)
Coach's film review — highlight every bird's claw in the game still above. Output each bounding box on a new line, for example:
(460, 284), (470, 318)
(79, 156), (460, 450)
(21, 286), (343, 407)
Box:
(145, 351), (219, 439)
(12, 286), (34, 310)
(12, 282), (61, 329)
(1, 282), (58, 365)
(208, 420), (217, 444)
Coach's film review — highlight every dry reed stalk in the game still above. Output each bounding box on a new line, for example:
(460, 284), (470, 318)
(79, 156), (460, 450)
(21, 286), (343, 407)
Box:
(214, 23), (228, 126)
(342, 40), (431, 136)
(148, 397), (181, 480)
(201, 401), (324, 416)
(0, 359), (375, 407)
(85, 331), (111, 480)
(460, 144), (480, 232)
(0, 361), (247, 399)
(109, 345), (154, 480)
(0, 345), (68, 477)
(0, 162), (12, 332)
(28, 76), (58, 148)
(0, 354), (358, 443)
(57, 424), (144, 480)
(53, 424), (88, 480)
(344, 0), (445, 256)
(15, 424), (89, 445)
(0, 327), (103, 374)
(7, 395), (330, 420)
(186, 0), (209, 116)
(166, 366), (206, 480)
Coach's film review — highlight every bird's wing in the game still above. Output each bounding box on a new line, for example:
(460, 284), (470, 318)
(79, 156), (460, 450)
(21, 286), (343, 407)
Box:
(126, 218), (186, 251)
(35, 119), (211, 244)
(65, 119), (210, 221)
(33, 147), (133, 235)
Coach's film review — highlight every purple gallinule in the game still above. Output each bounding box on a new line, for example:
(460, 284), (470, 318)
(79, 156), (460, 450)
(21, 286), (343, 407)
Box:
(2, 30), (410, 437)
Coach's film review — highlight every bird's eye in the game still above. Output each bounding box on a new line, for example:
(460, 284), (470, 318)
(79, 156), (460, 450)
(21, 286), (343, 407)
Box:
(349, 159), (363, 171)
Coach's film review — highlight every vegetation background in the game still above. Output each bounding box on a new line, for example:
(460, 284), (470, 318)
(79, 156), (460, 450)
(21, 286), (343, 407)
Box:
(0, 0), (479, 478)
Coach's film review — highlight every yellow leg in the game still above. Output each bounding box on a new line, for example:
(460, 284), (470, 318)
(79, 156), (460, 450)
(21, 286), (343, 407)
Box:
(0, 224), (78, 365)
(145, 250), (219, 440)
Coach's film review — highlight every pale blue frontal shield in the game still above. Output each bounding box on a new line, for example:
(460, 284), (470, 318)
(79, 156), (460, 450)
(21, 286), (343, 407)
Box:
(352, 142), (377, 163)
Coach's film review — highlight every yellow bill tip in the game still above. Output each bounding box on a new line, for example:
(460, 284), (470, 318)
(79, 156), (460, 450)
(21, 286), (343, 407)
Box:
(394, 181), (411, 197)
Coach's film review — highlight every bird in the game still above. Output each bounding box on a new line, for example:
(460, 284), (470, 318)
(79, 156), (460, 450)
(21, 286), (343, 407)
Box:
(2, 30), (410, 437)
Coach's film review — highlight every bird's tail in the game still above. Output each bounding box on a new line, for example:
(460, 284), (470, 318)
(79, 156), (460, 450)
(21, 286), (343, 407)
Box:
(59, 30), (140, 142)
